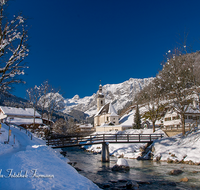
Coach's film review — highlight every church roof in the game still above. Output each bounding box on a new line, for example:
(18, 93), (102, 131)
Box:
(95, 103), (118, 117)
(108, 103), (118, 116)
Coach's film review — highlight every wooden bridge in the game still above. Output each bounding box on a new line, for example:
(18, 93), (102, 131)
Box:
(46, 133), (164, 162)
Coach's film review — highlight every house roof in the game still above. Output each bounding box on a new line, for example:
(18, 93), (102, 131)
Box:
(167, 105), (200, 115)
(0, 106), (41, 117)
(8, 117), (43, 125)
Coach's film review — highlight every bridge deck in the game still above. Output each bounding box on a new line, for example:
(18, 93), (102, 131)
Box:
(46, 134), (164, 149)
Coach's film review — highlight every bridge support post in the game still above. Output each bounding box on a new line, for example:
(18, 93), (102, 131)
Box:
(101, 142), (110, 162)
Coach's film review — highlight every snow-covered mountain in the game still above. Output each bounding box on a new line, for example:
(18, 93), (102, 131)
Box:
(63, 78), (154, 116)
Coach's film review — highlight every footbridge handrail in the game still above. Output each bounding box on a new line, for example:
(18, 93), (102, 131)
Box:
(46, 133), (164, 149)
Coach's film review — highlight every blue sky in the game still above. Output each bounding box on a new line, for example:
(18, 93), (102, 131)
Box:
(8, 0), (200, 99)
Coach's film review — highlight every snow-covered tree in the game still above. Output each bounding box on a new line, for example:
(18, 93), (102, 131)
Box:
(0, 0), (29, 92)
(157, 49), (200, 135)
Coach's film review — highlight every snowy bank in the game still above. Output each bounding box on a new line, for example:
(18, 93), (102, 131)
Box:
(151, 128), (200, 165)
(0, 124), (100, 190)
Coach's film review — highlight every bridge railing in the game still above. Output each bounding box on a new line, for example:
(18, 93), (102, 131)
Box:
(46, 133), (164, 148)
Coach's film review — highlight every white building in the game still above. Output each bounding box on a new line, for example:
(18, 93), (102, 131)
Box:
(94, 84), (119, 127)
(0, 106), (43, 127)
(94, 84), (132, 132)
(76, 123), (95, 132)
(163, 105), (200, 129)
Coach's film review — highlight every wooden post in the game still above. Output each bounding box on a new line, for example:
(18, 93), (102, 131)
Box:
(101, 142), (110, 162)
(139, 134), (140, 142)
(127, 134), (129, 142)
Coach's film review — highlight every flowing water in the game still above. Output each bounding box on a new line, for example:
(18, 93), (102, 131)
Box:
(63, 147), (200, 189)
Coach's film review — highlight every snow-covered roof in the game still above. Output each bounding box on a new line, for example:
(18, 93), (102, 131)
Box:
(8, 117), (43, 125)
(108, 103), (118, 116)
(78, 124), (93, 128)
(0, 106), (41, 117)
(95, 103), (119, 117)
(166, 105), (200, 115)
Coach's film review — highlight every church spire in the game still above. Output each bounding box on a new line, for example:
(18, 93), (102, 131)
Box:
(98, 80), (104, 98)
(97, 81), (105, 111)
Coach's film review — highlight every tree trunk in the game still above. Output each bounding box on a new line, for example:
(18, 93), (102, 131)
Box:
(152, 121), (155, 133)
(181, 114), (185, 136)
(33, 107), (36, 129)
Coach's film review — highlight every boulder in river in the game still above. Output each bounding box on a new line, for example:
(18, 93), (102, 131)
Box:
(112, 158), (130, 172)
(169, 169), (183, 175)
(180, 177), (189, 182)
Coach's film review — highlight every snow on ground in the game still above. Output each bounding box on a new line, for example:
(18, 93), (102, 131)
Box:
(0, 123), (100, 190)
(86, 128), (166, 159)
(152, 127), (200, 164)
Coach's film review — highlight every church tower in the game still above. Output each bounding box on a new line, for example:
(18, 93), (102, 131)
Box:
(97, 83), (105, 111)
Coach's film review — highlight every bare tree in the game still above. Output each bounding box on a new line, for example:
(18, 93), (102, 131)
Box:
(38, 80), (50, 119)
(27, 85), (42, 129)
(0, 0), (29, 92)
(52, 118), (67, 135)
(135, 79), (166, 132)
(52, 118), (78, 135)
(46, 92), (65, 121)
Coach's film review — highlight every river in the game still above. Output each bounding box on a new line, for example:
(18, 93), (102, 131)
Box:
(63, 147), (200, 190)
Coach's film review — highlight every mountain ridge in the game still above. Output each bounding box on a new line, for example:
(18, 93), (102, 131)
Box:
(63, 77), (154, 116)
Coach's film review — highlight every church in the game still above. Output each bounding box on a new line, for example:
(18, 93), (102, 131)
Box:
(94, 84), (119, 128)
(93, 83), (134, 132)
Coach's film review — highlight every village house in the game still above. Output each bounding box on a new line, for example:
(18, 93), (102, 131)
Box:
(0, 106), (43, 128)
(76, 123), (95, 133)
(162, 98), (200, 130)
(163, 107), (200, 129)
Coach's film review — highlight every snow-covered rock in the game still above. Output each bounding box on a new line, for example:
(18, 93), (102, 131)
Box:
(116, 158), (129, 166)
(112, 158), (130, 171)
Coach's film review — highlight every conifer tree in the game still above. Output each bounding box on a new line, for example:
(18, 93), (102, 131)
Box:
(133, 104), (141, 129)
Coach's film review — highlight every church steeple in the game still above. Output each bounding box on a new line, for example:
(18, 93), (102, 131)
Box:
(97, 81), (105, 111)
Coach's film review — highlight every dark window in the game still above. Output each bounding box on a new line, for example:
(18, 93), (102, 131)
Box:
(165, 117), (171, 121)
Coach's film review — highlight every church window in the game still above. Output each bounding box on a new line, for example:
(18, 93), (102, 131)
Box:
(101, 100), (103, 105)
(107, 117), (109, 121)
